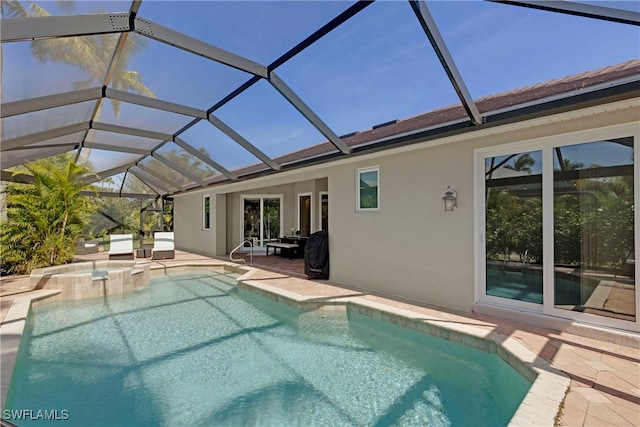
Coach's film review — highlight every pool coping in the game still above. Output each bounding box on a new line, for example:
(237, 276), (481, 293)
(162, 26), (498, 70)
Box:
(1, 263), (570, 426)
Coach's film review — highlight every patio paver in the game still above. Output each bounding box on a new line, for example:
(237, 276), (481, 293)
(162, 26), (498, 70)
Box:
(1, 250), (638, 426)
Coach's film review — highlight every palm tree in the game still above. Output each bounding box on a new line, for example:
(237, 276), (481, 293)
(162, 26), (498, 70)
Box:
(1, 0), (154, 116)
(0, 158), (97, 274)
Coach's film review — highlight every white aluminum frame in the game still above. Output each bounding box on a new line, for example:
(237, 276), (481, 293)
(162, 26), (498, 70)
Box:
(474, 123), (640, 331)
(240, 194), (284, 247)
(356, 165), (380, 212)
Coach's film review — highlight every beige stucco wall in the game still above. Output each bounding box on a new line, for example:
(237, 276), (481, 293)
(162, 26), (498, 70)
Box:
(173, 190), (226, 257)
(174, 99), (639, 313)
(327, 142), (476, 311)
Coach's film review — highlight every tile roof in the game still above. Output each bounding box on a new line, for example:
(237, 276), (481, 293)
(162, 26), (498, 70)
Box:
(214, 59), (640, 182)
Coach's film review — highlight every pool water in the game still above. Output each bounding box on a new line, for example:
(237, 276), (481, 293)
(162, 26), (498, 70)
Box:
(5, 271), (530, 426)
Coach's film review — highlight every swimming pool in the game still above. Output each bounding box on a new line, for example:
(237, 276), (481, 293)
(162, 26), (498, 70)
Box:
(5, 270), (530, 426)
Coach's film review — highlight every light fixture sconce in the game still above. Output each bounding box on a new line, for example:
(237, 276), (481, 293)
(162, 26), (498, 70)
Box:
(442, 186), (457, 212)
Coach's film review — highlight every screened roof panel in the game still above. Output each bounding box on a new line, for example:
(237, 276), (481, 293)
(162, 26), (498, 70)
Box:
(138, 157), (194, 188)
(1, 101), (94, 141)
(429, 1), (640, 99)
(79, 149), (143, 174)
(2, 147), (78, 170)
(122, 172), (158, 195)
(156, 142), (220, 181)
(85, 130), (161, 151)
(179, 121), (263, 171)
(2, 1), (638, 197)
(214, 79), (329, 159)
(93, 172), (126, 192)
(129, 166), (174, 194)
(277, 1), (459, 137)
(118, 33), (252, 109)
(137, 1), (355, 64)
(20, 132), (85, 149)
(95, 99), (193, 135)
(1, 34), (119, 102)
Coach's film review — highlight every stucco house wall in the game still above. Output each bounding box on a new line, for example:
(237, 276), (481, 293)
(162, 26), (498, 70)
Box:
(174, 191), (226, 257)
(173, 99), (638, 314)
(326, 100), (638, 312)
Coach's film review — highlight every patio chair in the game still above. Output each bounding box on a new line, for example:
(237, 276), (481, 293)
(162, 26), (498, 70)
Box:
(76, 238), (99, 255)
(152, 232), (175, 260)
(108, 234), (134, 260)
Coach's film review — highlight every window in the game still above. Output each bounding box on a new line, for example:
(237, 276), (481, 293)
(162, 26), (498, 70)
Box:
(203, 195), (211, 230)
(356, 166), (379, 211)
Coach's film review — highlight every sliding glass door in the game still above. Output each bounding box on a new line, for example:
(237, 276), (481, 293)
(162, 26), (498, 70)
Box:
(485, 151), (543, 304)
(552, 138), (635, 322)
(478, 126), (637, 330)
(242, 195), (282, 247)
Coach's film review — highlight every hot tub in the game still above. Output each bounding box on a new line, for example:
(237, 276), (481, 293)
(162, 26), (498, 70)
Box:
(29, 261), (150, 300)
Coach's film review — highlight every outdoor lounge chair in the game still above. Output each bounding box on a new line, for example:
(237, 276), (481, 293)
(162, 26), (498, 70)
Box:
(76, 238), (99, 255)
(108, 234), (134, 260)
(152, 232), (175, 260)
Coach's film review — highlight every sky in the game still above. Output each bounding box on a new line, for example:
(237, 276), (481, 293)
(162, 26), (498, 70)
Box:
(3, 0), (640, 176)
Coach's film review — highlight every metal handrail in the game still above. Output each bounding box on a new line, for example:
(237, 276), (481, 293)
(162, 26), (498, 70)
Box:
(229, 239), (253, 265)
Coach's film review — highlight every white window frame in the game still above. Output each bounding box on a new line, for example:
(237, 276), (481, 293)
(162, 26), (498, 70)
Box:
(203, 194), (211, 230)
(356, 166), (380, 212)
(240, 194), (283, 247)
(474, 123), (639, 332)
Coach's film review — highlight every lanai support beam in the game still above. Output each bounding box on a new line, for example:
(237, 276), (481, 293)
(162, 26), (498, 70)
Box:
(491, 1), (640, 26)
(268, 72), (350, 154)
(409, 0), (482, 125)
(105, 89), (208, 118)
(207, 115), (281, 170)
(136, 163), (187, 190)
(0, 13), (130, 42)
(0, 88), (103, 118)
(90, 122), (173, 141)
(133, 17), (268, 78)
(129, 168), (173, 195)
(151, 152), (206, 187)
(173, 137), (238, 180)
(80, 162), (137, 184)
(84, 142), (151, 156)
(1, 122), (89, 151)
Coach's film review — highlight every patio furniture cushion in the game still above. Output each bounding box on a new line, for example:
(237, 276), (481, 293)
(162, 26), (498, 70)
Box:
(152, 232), (175, 260)
(109, 234), (134, 260)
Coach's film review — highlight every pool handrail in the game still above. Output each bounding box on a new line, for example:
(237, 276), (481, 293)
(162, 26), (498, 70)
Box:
(230, 239), (253, 265)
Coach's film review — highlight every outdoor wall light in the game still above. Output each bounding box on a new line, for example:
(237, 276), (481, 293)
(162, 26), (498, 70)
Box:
(442, 186), (457, 212)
